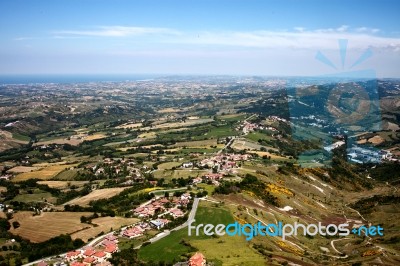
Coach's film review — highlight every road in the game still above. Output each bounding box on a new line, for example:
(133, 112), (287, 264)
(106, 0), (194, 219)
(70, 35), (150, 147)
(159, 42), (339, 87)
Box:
(217, 137), (235, 154)
(244, 113), (257, 122)
(330, 238), (349, 256)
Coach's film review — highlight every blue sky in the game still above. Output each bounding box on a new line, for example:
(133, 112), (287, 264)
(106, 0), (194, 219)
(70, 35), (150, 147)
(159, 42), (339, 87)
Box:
(1, 0), (399, 77)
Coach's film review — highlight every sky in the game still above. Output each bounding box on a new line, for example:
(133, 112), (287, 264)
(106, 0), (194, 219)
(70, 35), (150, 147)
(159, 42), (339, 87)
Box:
(0, 0), (400, 77)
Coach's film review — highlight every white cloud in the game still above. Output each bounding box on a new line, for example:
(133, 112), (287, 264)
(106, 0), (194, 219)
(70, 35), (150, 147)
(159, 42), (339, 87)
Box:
(53, 26), (180, 37)
(14, 37), (33, 41)
(50, 25), (400, 52)
(176, 27), (400, 52)
(355, 27), (380, 34)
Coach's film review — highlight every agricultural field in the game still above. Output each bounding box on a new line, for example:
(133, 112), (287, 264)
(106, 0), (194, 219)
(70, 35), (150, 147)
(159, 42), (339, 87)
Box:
(218, 113), (247, 121)
(7, 166), (40, 173)
(33, 138), (82, 146)
(172, 139), (218, 148)
(115, 122), (142, 129)
(12, 191), (56, 204)
(231, 138), (267, 151)
(245, 131), (273, 143)
(12, 164), (78, 182)
(10, 211), (93, 243)
(150, 118), (213, 130)
(65, 187), (128, 206)
(83, 133), (107, 141)
(248, 151), (289, 160)
(53, 169), (79, 180)
(157, 162), (183, 170)
(71, 216), (139, 242)
(37, 180), (89, 189)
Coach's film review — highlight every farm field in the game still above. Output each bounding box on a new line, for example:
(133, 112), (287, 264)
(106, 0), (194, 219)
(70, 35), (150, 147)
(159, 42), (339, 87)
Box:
(33, 138), (82, 146)
(172, 139), (217, 148)
(53, 169), (79, 180)
(7, 166), (40, 173)
(12, 164), (78, 182)
(13, 191), (56, 203)
(65, 187), (128, 206)
(83, 133), (107, 141)
(245, 131), (273, 142)
(116, 122), (142, 129)
(142, 118), (213, 131)
(157, 162), (183, 170)
(10, 211), (93, 243)
(37, 180), (89, 189)
(71, 216), (139, 242)
(249, 151), (289, 160)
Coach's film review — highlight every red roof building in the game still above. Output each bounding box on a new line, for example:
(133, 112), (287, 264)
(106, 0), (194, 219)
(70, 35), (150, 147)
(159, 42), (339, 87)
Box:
(71, 262), (86, 266)
(94, 251), (106, 259)
(189, 252), (206, 266)
(83, 256), (97, 265)
(104, 244), (118, 254)
(83, 248), (96, 257)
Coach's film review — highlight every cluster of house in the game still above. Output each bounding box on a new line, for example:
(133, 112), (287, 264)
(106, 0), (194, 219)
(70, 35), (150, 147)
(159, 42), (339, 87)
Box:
(238, 121), (278, 135)
(192, 173), (224, 186)
(66, 235), (118, 266)
(85, 157), (143, 182)
(132, 194), (189, 218)
(122, 193), (192, 238)
(121, 218), (171, 239)
(37, 235), (119, 266)
(199, 153), (251, 171)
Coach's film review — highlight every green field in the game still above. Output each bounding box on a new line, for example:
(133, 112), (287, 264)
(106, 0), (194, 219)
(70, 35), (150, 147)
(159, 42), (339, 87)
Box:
(189, 125), (237, 140)
(13, 191), (55, 203)
(218, 114), (247, 122)
(53, 169), (78, 180)
(245, 131), (273, 143)
(157, 162), (183, 170)
(195, 183), (216, 195)
(178, 147), (220, 154)
(12, 133), (30, 142)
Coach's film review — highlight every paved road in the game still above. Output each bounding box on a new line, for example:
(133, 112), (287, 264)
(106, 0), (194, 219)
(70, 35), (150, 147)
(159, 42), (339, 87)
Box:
(217, 137), (235, 154)
(148, 197), (201, 243)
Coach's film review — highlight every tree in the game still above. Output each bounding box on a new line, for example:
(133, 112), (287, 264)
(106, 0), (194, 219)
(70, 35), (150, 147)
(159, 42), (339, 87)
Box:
(0, 219), (10, 231)
(80, 216), (87, 223)
(12, 221), (20, 229)
(108, 248), (142, 266)
(73, 238), (84, 249)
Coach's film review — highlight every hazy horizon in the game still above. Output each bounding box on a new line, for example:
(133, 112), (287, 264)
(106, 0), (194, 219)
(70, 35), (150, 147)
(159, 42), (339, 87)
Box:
(1, 0), (400, 78)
